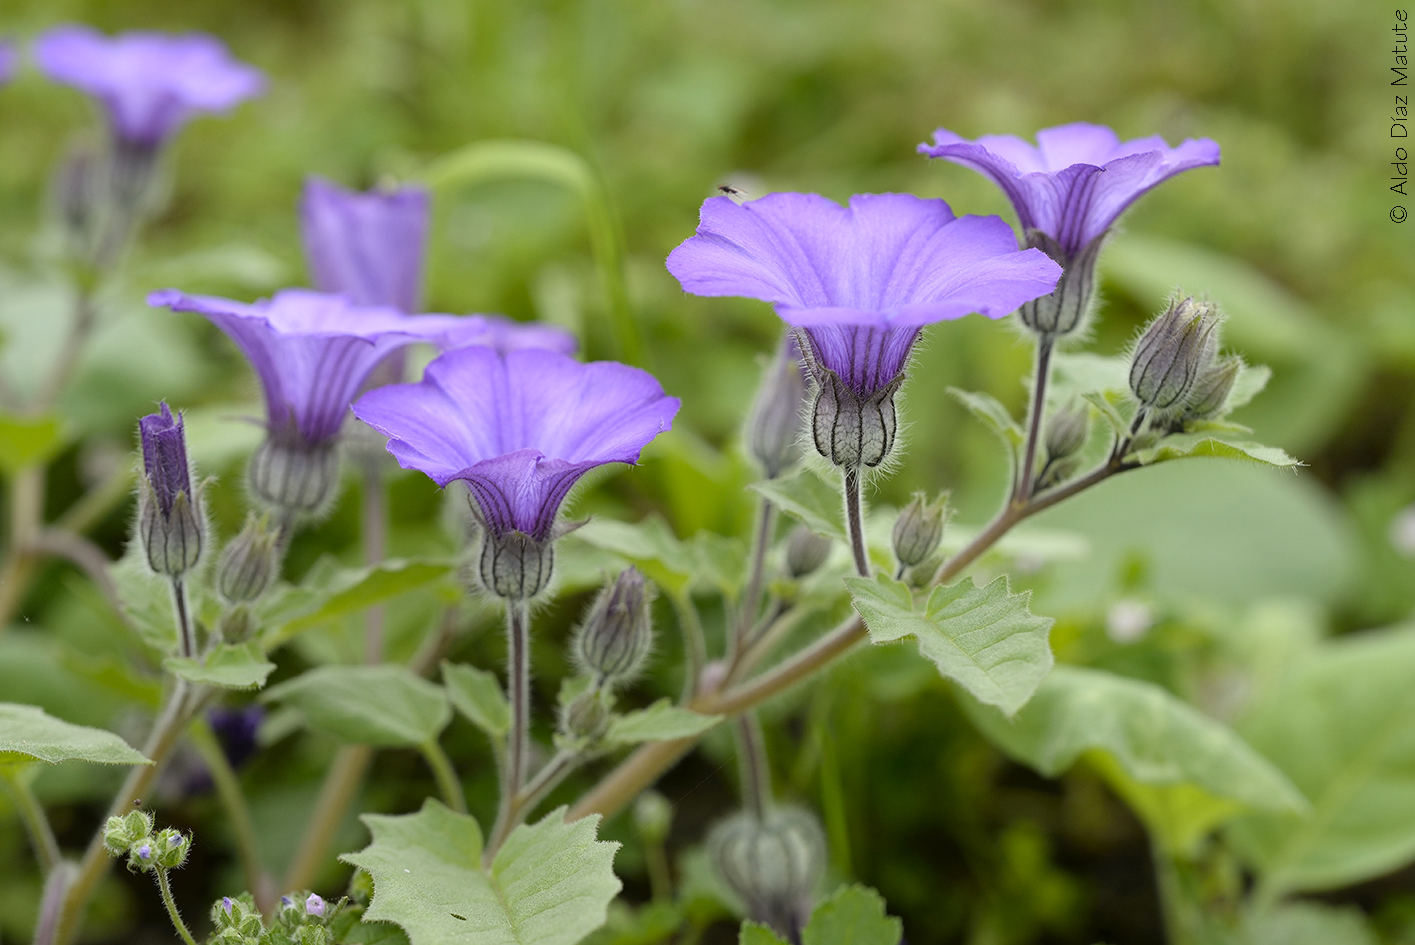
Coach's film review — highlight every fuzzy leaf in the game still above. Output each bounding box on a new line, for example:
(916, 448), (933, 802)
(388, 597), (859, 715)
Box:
(442, 661), (510, 740)
(946, 388), (1023, 447)
(163, 642), (275, 691)
(749, 469), (846, 544)
(342, 799), (621, 945)
(801, 885), (901, 945)
(1080, 391), (1129, 439)
(605, 700), (722, 745)
(847, 575), (1053, 716)
(0, 703), (150, 766)
(1130, 430), (1299, 468)
(262, 665), (451, 747)
(261, 557), (456, 647)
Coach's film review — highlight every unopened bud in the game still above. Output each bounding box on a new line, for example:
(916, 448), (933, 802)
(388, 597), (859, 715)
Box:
(216, 513), (281, 604)
(1184, 355), (1242, 419)
(102, 809), (153, 856)
(785, 525), (831, 578)
(1044, 401), (1089, 462)
(478, 529), (554, 599)
(748, 336), (809, 479)
(892, 492), (948, 569)
(811, 372), (900, 469)
(1129, 297), (1221, 413)
(574, 568), (654, 685)
(211, 892), (263, 937)
(634, 790), (673, 845)
(559, 688), (612, 742)
(248, 435), (339, 515)
(709, 806), (826, 940)
(152, 827), (190, 869)
(1017, 231), (1100, 337)
(129, 841), (154, 871)
(138, 403), (205, 577)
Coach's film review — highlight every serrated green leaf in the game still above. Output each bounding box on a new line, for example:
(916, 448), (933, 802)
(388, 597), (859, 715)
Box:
(739, 922), (788, 945)
(960, 666), (1308, 835)
(946, 388), (1023, 447)
(0, 412), (66, 475)
(801, 885), (901, 945)
(0, 703), (150, 765)
(260, 557), (456, 647)
(847, 575), (1053, 716)
(163, 642), (275, 690)
(1229, 623), (1415, 895)
(749, 469), (845, 544)
(1131, 432), (1299, 468)
(262, 665), (451, 747)
(442, 661), (509, 739)
(605, 700), (721, 744)
(341, 799), (621, 945)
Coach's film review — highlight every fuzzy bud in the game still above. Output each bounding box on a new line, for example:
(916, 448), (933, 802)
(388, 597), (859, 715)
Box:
(211, 892), (263, 938)
(560, 688), (612, 742)
(102, 809), (153, 856)
(137, 403), (205, 577)
(811, 372), (900, 469)
(478, 529), (554, 599)
(216, 513), (281, 604)
(128, 841), (154, 871)
(747, 336), (809, 479)
(1044, 401), (1089, 462)
(1129, 297), (1221, 413)
(1017, 231), (1101, 337)
(1184, 355), (1242, 419)
(784, 525), (832, 579)
(634, 790), (673, 846)
(574, 568), (654, 685)
(152, 827), (190, 869)
(892, 492), (948, 569)
(709, 806), (826, 940)
(248, 435), (339, 516)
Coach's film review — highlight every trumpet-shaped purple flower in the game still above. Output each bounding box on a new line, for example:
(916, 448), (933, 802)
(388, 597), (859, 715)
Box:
(301, 176), (430, 314)
(666, 192), (1060, 466)
(34, 26), (265, 148)
(354, 346), (679, 597)
(919, 123), (1219, 335)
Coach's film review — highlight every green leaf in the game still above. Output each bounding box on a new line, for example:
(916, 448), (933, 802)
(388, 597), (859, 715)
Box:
(1080, 391), (1129, 439)
(946, 388), (1023, 448)
(442, 661), (510, 740)
(960, 666), (1307, 837)
(1050, 352), (1130, 399)
(0, 412), (65, 475)
(1130, 431), (1300, 468)
(111, 546), (178, 654)
(262, 665), (451, 747)
(1243, 902), (1377, 945)
(342, 799), (621, 945)
(749, 469), (846, 544)
(801, 885), (902, 945)
(574, 516), (695, 595)
(0, 703), (150, 766)
(261, 557), (456, 647)
(739, 923), (788, 945)
(163, 643), (275, 691)
(605, 700), (722, 744)
(1229, 623), (1415, 895)
(846, 575), (1053, 716)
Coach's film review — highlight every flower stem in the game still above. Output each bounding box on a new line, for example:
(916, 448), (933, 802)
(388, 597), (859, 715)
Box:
(734, 713), (772, 819)
(35, 289), (97, 412)
(187, 718), (275, 912)
(487, 749), (581, 859)
(0, 464), (45, 630)
(842, 466), (870, 577)
(153, 867), (198, 945)
(671, 590), (707, 703)
(733, 499), (776, 656)
(1016, 334), (1055, 503)
(1, 766), (61, 873)
(420, 739), (467, 814)
(488, 600), (532, 864)
(171, 576), (195, 660)
(361, 463), (387, 664)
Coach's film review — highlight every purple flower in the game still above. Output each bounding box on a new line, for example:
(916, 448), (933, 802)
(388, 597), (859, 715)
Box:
(137, 402), (204, 579)
(301, 176), (430, 314)
(139, 403), (192, 519)
(305, 893), (325, 918)
(34, 26), (264, 148)
(666, 192), (1060, 466)
(919, 123), (1219, 335)
(353, 347), (678, 597)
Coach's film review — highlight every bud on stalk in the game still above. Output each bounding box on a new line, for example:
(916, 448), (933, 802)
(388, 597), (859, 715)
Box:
(747, 335), (809, 479)
(811, 372), (900, 469)
(216, 513), (281, 604)
(892, 492), (948, 569)
(574, 568), (654, 686)
(1184, 355), (1242, 419)
(248, 434), (339, 517)
(1017, 231), (1102, 338)
(784, 524), (832, 579)
(137, 403), (205, 577)
(1128, 297), (1221, 414)
(478, 529), (554, 599)
(709, 806), (827, 941)
(1044, 401), (1089, 463)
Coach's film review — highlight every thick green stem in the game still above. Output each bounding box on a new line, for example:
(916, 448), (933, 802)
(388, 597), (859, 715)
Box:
(188, 719), (274, 912)
(2, 767), (61, 873)
(153, 867), (198, 945)
(671, 591), (706, 703)
(420, 739), (467, 814)
(487, 749), (581, 859)
(842, 466), (870, 577)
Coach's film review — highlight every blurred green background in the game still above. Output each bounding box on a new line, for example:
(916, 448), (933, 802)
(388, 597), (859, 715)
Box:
(1, 0), (1413, 943)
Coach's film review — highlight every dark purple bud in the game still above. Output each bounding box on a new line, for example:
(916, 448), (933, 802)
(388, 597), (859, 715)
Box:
(892, 493), (948, 568)
(784, 525), (831, 579)
(1017, 231), (1102, 337)
(574, 568), (654, 685)
(208, 705), (264, 769)
(140, 403), (192, 517)
(478, 529), (554, 599)
(1129, 297), (1222, 413)
(709, 806), (826, 942)
(138, 403), (205, 576)
(747, 335), (808, 479)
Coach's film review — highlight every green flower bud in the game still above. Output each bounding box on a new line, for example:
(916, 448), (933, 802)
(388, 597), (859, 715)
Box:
(216, 513), (281, 604)
(478, 529), (554, 599)
(634, 790), (673, 846)
(559, 688), (612, 742)
(811, 372), (901, 469)
(1044, 401), (1089, 462)
(709, 806), (826, 941)
(248, 436), (339, 516)
(102, 809), (153, 856)
(1128, 297), (1221, 413)
(152, 827), (190, 869)
(892, 492), (948, 569)
(1184, 355), (1242, 419)
(784, 524), (832, 579)
(574, 568), (654, 685)
(748, 335), (809, 479)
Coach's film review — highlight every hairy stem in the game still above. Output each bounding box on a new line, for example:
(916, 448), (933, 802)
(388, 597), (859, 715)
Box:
(488, 600), (532, 864)
(188, 718), (274, 912)
(153, 867), (198, 945)
(2, 767), (61, 873)
(171, 577), (195, 660)
(734, 713), (772, 819)
(1016, 334), (1055, 502)
(671, 591), (707, 703)
(734, 499), (776, 657)
(420, 739), (467, 814)
(842, 465), (870, 577)
(32, 861), (76, 945)
(0, 464), (45, 629)
(281, 745), (373, 893)
(361, 463), (387, 664)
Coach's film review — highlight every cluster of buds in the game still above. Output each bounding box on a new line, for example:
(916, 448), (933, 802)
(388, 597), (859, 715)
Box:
(709, 806), (827, 942)
(892, 492), (949, 579)
(560, 568), (657, 744)
(210, 890), (337, 945)
(102, 810), (190, 872)
(747, 334), (809, 479)
(137, 403), (206, 578)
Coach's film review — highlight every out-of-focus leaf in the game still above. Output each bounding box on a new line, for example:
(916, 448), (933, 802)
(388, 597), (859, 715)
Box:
(1229, 623), (1415, 896)
(750, 469), (845, 543)
(739, 923), (788, 945)
(163, 643), (275, 691)
(604, 700), (721, 744)
(801, 885), (902, 945)
(691, 531), (746, 600)
(573, 515), (695, 595)
(1243, 901), (1377, 945)
(1080, 391), (1128, 439)
(0, 703), (149, 766)
(260, 556), (456, 648)
(442, 661), (510, 740)
(0, 412), (65, 475)
(111, 547), (178, 654)
(341, 799), (621, 945)
(946, 388), (1023, 448)
(262, 665), (451, 747)
(847, 576), (1053, 716)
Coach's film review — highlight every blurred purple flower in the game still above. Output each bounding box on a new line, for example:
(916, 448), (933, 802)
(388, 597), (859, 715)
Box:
(301, 176), (430, 314)
(666, 192), (1060, 397)
(139, 403), (191, 518)
(0, 42), (16, 85)
(208, 705), (263, 769)
(34, 26), (264, 148)
(353, 346), (679, 541)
